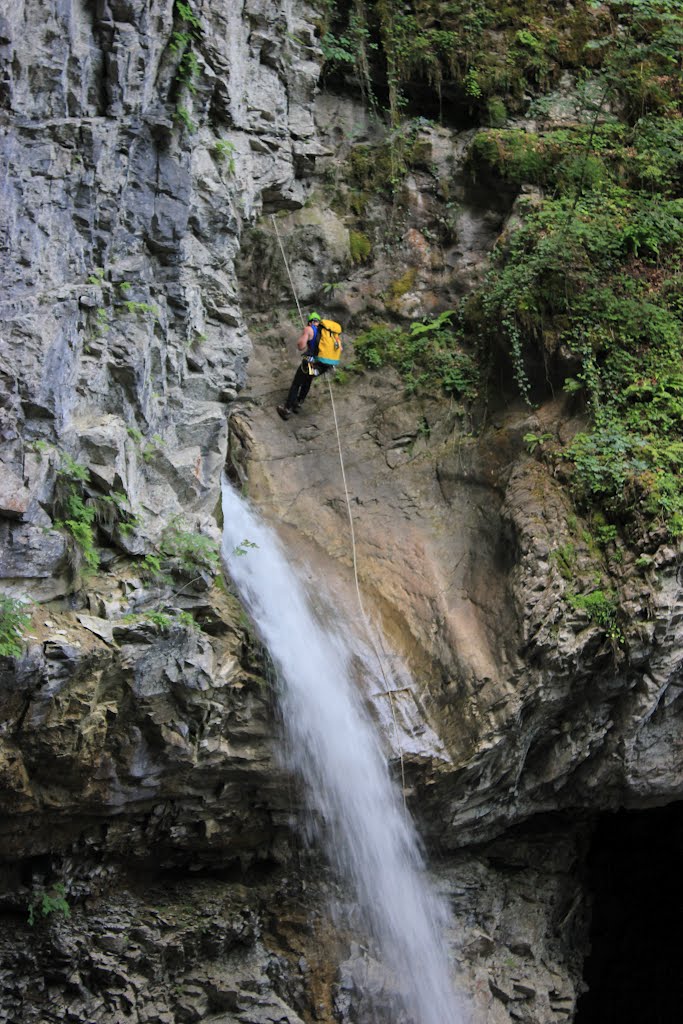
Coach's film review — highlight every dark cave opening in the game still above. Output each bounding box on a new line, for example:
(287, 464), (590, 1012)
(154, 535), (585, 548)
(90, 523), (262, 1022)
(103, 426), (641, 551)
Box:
(576, 803), (683, 1024)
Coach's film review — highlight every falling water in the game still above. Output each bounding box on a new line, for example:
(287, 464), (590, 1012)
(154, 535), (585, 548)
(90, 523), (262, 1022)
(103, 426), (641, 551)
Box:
(221, 480), (462, 1024)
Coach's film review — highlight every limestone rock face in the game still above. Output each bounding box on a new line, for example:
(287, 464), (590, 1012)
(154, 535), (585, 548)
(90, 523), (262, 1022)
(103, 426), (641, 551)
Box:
(1, 2), (683, 1023)
(0, 0), (320, 589)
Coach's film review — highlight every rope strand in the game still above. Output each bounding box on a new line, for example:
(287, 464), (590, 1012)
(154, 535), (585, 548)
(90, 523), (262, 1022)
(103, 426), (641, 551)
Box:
(272, 215), (305, 327)
(271, 213), (407, 810)
(326, 377), (408, 811)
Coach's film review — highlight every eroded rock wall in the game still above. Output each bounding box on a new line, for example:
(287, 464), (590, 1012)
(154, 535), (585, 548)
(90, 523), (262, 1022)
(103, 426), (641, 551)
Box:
(1, 2), (682, 1023)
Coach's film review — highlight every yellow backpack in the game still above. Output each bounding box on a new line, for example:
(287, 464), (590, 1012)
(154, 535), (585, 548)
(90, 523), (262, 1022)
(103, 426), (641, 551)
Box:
(315, 319), (343, 365)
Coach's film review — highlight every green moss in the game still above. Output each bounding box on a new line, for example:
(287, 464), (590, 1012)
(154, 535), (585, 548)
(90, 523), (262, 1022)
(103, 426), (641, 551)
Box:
(552, 542), (577, 581)
(389, 267), (417, 299)
(350, 230), (372, 264)
(486, 96), (508, 127)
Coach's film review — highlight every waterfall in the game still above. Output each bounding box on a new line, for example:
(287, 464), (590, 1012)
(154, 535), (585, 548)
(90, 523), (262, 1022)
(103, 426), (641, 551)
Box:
(221, 480), (462, 1024)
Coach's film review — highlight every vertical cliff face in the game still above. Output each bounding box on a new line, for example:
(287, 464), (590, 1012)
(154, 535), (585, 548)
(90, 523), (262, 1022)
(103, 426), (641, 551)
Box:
(0, 5), (344, 1022)
(1, 3), (683, 1024)
(0, 0), (328, 868)
(0, 0), (323, 593)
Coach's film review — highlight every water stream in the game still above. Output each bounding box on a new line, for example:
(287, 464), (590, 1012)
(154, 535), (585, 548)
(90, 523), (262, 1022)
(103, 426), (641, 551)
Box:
(221, 480), (462, 1024)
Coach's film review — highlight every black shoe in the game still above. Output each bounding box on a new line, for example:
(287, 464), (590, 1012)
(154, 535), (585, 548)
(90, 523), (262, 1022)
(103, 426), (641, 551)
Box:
(276, 405), (291, 421)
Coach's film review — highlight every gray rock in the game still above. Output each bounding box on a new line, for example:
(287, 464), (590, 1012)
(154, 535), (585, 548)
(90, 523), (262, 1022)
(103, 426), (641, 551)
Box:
(0, 464), (29, 519)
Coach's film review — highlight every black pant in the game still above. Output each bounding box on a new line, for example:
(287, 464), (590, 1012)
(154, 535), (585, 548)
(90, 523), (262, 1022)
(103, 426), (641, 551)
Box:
(285, 361), (330, 410)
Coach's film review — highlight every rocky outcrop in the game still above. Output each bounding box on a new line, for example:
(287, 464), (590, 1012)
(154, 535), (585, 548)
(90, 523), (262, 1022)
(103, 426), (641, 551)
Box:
(2, 2), (683, 1023)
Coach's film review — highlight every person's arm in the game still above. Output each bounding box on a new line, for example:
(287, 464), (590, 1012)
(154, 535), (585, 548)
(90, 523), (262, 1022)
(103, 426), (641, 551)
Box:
(296, 325), (313, 352)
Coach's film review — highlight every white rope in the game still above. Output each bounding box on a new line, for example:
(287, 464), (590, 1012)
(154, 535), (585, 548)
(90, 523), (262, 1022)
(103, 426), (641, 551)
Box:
(325, 376), (408, 812)
(271, 215), (305, 327)
(270, 213), (408, 810)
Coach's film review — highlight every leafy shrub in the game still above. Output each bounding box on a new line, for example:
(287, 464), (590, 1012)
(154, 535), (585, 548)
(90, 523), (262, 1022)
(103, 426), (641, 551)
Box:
(353, 310), (480, 399)
(54, 455), (98, 574)
(568, 588), (622, 642)
(54, 452), (138, 575)
(160, 519), (220, 574)
(28, 884), (71, 927)
(467, 109), (683, 538)
(214, 139), (236, 173)
(0, 596), (31, 657)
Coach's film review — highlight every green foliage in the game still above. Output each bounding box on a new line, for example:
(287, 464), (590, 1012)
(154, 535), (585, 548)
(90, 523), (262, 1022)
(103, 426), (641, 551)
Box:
(28, 884), (71, 927)
(233, 539), (258, 557)
(54, 452), (138, 575)
(319, 1), (377, 106)
(54, 454), (98, 573)
(171, 1), (203, 111)
(524, 432), (553, 453)
(135, 553), (172, 583)
(177, 610), (197, 630)
(486, 96), (507, 127)
(320, 0), (683, 539)
(95, 307), (110, 334)
(551, 542), (577, 581)
(175, 1), (201, 30)
(353, 311), (480, 399)
(120, 300), (159, 320)
(317, 0), (606, 125)
(595, 521), (618, 545)
(177, 48), (201, 93)
(349, 230), (372, 264)
(161, 519), (221, 574)
(464, 67), (482, 98)
(91, 492), (139, 536)
(58, 500), (98, 572)
(57, 452), (90, 484)
(567, 588), (622, 642)
(214, 139), (236, 173)
(345, 119), (435, 200)
(174, 106), (196, 133)
(320, 0), (682, 140)
(143, 434), (165, 462)
(465, 26), (683, 538)
(0, 595), (31, 658)
(144, 610), (173, 630)
(321, 29), (357, 67)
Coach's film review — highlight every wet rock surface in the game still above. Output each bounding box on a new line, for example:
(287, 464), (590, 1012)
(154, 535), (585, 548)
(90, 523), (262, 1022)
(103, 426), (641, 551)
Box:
(1, 1), (682, 1022)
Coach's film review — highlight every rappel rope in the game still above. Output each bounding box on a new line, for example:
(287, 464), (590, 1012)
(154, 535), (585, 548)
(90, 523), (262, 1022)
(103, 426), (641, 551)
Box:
(271, 214), (408, 812)
(272, 213), (305, 328)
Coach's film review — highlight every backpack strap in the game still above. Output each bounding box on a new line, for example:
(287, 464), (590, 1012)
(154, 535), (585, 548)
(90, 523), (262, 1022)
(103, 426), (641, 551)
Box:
(307, 323), (320, 358)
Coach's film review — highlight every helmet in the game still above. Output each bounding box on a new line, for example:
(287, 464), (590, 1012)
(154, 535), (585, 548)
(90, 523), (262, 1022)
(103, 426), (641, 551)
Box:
(308, 311), (321, 323)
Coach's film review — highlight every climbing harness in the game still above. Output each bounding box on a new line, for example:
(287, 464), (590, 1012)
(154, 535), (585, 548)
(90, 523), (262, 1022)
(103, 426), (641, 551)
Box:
(271, 215), (408, 812)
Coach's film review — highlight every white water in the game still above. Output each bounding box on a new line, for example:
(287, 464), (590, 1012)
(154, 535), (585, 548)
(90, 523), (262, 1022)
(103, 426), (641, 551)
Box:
(221, 481), (462, 1024)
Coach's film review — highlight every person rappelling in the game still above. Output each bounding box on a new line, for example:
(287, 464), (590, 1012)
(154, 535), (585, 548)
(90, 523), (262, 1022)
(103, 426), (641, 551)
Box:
(277, 312), (344, 421)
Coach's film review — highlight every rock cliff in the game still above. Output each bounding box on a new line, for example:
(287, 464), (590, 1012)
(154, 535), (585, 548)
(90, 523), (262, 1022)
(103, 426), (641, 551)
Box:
(1, 2), (682, 1023)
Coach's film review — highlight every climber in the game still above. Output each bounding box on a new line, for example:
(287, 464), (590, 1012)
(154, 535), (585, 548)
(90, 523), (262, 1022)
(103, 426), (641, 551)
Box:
(276, 312), (343, 421)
